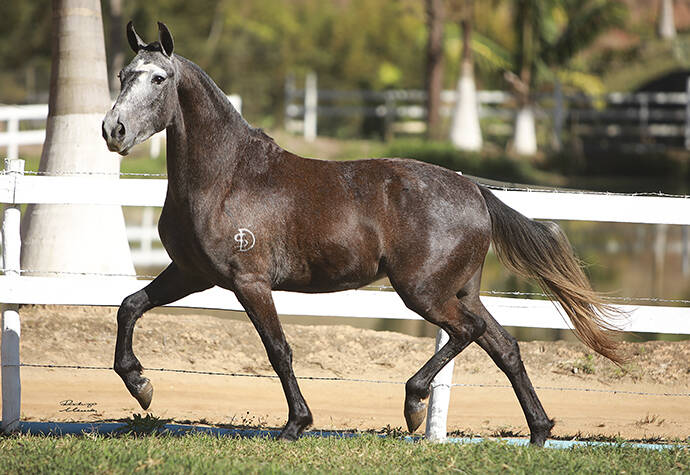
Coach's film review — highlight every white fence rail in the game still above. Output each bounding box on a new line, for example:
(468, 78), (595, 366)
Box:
(2, 158), (690, 437)
(0, 96), (241, 160)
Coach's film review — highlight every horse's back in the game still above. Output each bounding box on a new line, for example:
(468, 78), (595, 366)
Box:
(284, 156), (491, 286)
(335, 157), (491, 240)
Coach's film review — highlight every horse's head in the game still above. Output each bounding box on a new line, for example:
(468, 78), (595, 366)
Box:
(102, 22), (177, 156)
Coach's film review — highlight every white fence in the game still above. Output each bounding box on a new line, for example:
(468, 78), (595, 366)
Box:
(0, 95), (242, 160)
(2, 158), (690, 438)
(0, 105), (48, 160)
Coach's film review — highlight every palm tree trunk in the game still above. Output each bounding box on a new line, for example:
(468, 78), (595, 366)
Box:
(21, 0), (134, 277)
(513, 105), (537, 155)
(107, 0), (124, 94)
(512, 0), (537, 155)
(658, 0), (676, 40)
(425, 0), (445, 140)
(450, 2), (482, 151)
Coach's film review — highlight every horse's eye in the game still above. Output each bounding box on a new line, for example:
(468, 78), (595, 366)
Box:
(152, 75), (166, 85)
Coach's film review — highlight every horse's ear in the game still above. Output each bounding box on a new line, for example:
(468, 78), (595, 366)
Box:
(157, 22), (174, 57)
(126, 21), (146, 53)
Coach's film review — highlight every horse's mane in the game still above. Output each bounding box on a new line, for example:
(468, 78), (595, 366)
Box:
(175, 54), (278, 146)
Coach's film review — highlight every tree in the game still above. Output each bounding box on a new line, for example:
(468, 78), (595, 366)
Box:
(425, 0), (445, 140)
(449, 0), (483, 151)
(658, 0), (676, 40)
(0, 2), (51, 102)
(21, 0), (134, 277)
(506, 0), (626, 156)
(106, 0), (125, 93)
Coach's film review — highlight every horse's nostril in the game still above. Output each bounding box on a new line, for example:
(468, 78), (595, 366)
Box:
(116, 121), (126, 139)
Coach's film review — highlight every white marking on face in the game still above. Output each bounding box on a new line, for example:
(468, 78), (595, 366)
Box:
(133, 59), (167, 77)
(129, 60), (168, 92)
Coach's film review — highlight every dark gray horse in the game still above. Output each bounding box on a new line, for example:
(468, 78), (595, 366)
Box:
(102, 22), (621, 445)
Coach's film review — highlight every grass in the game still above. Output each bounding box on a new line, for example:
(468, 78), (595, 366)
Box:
(0, 432), (687, 474)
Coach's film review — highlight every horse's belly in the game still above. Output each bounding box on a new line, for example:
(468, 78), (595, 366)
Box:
(275, 237), (383, 292)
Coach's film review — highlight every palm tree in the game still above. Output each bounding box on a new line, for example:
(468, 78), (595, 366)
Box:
(21, 0), (134, 276)
(507, 0), (626, 155)
(658, 0), (676, 40)
(425, 0), (445, 140)
(449, 0), (482, 151)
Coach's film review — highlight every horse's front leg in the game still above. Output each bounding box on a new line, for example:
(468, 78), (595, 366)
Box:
(233, 276), (313, 440)
(114, 263), (211, 409)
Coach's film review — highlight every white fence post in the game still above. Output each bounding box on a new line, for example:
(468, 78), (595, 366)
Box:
(425, 329), (454, 441)
(150, 131), (163, 159)
(304, 72), (317, 142)
(1, 158), (24, 432)
(7, 118), (19, 161)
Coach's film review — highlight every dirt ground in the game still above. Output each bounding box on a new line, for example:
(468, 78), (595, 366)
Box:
(4, 305), (689, 441)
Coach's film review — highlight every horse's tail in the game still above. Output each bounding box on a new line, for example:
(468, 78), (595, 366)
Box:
(477, 185), (623, 365)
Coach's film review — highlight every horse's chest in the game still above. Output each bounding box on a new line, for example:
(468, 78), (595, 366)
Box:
(157, 199), (251, 278)
(157, 202), (219, 273)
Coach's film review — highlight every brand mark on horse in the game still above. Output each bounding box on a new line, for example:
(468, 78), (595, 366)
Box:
(234, 228), (255, 252)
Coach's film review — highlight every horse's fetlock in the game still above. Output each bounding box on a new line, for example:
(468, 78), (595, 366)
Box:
(113, 360), (128, 376)
(296, 410), (313, 428)
(405, 379), (429, 400)
(114, 356), (141, 377)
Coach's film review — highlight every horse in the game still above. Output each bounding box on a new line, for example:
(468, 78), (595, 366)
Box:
(102, 22), (621, 445)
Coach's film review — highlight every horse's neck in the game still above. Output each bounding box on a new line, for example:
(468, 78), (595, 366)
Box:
(165, 56), (250, 201)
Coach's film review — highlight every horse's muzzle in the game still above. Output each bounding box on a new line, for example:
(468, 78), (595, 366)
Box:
(102, 111), (130, 155)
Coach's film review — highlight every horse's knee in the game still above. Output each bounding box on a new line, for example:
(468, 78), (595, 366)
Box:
(118, 291), (148, 322)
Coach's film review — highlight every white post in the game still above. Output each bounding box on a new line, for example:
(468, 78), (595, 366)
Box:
(149, 131), (162, 159)
(7, 116), (19, 160)
(304, 72), (317, 142)
(513, 105), (537, 156)
(425, 329), (455, 441)
(449, 68), (482, 151)
(2, 158), (24, 433)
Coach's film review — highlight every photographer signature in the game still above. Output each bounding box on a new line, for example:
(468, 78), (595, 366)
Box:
(58, 400), (98, 413)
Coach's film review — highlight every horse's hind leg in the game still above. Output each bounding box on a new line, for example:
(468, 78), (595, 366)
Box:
(114, 263), (211, 409)
(474, 307), (554, 445)
(460, 274), (554, 445)
(401, 296), (487, 433)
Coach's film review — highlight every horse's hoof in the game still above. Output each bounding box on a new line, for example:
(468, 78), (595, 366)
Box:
(404, 398), (427, 433)
(133, 379), (154, 410)
(277, 430), (299, 441)
(530, 418), (555, 446)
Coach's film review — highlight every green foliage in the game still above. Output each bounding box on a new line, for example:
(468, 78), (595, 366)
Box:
(0, 2), (51, 102)
(0, 433), (687, 473)
(115, 0), (427, 120)
(572, 353), (596, 375)
(506, 0), (628, 95)
(118, 413), (171, 435)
